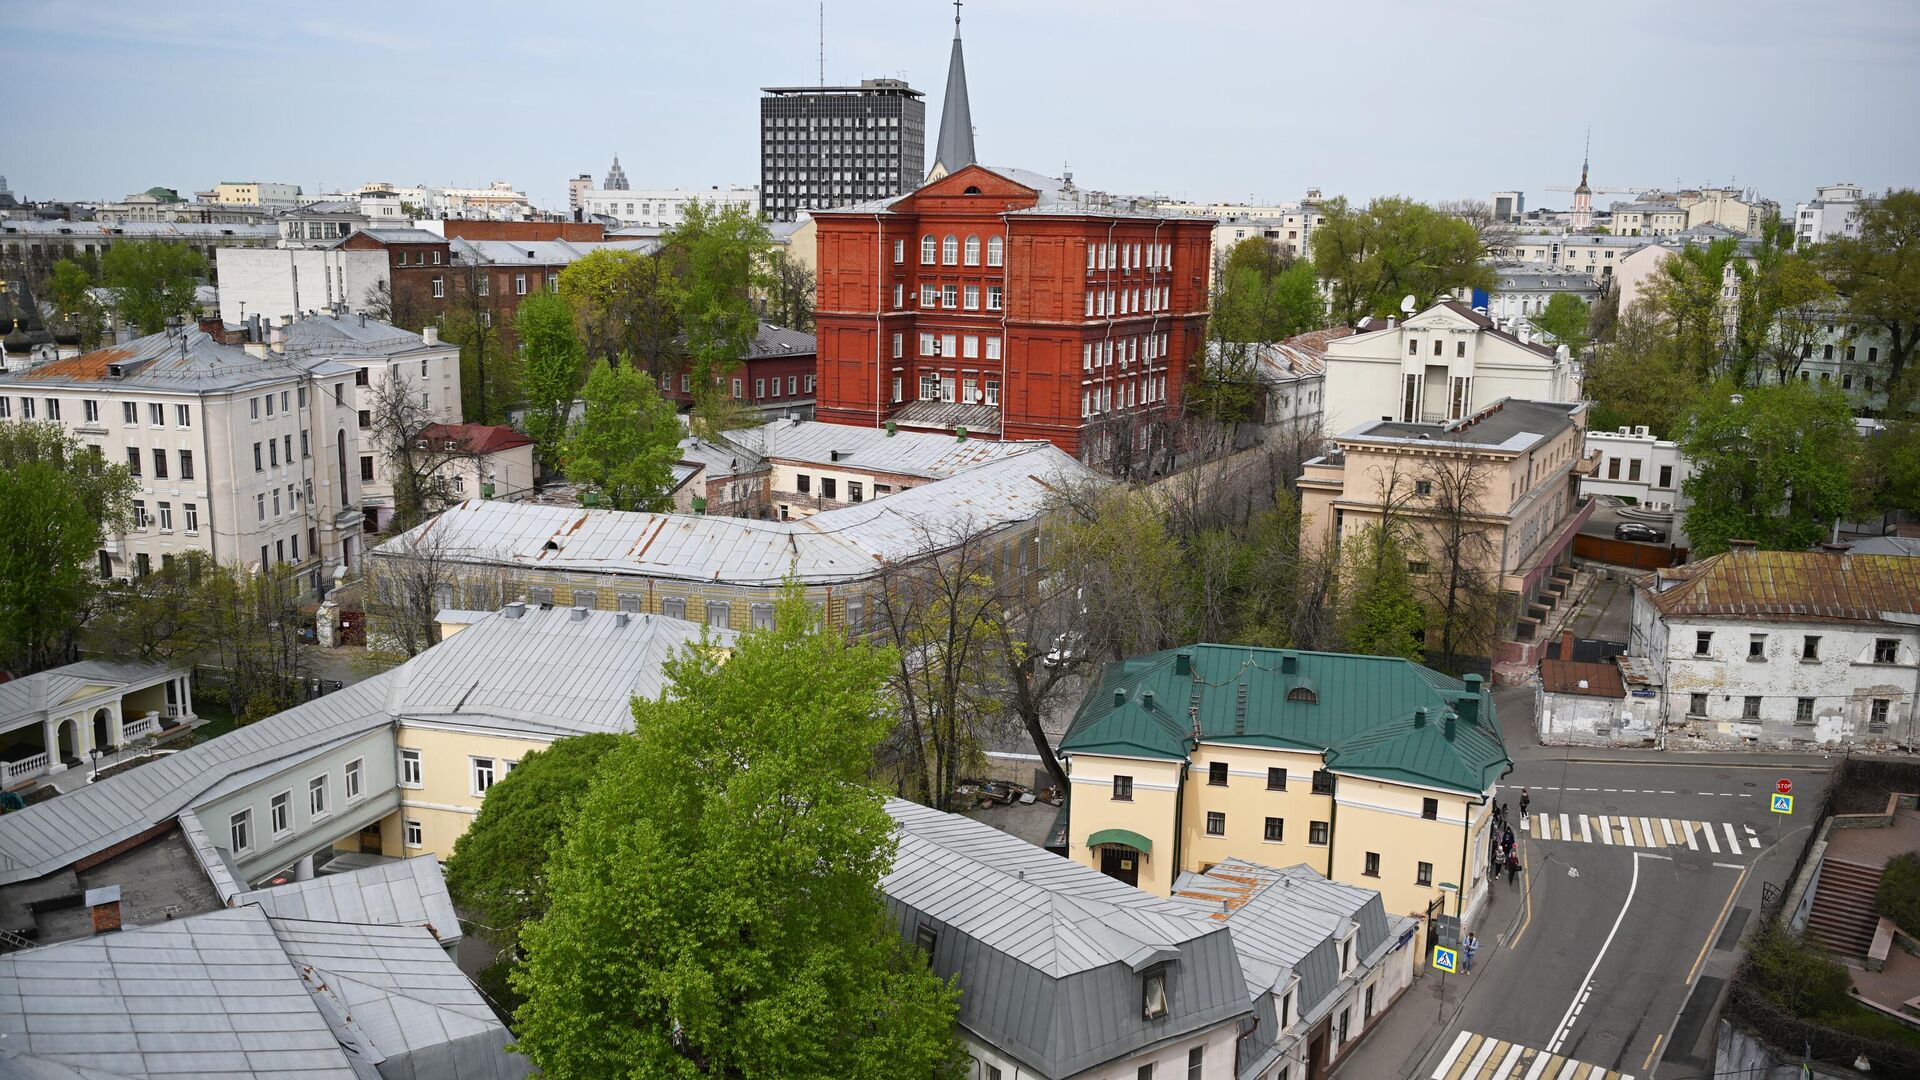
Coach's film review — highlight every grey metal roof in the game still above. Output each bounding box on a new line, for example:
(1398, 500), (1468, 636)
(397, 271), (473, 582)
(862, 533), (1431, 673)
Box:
(282, 313), (437, 358)
(352, 228), (445, 244)
(0, 328), (356, 395)
(235, 856), (460, 948)
(0, 676), (395, 886)
(378, 445), (1091, 587)
(931, 19), (976, 175)
(0, 660), (180, 729)
(0, 905), (364, 1079)
(888, 399), (1003, 435)
(745, 321), (816, 358)
(0, 221), (278, 241)
(726, 417), (1046, 479)
(675, 435), (760, 479)
(270, 917), (530, 1079)
(384, 605), (732, 737)
(1345, 398), (1581, 452)
(1205, 341), (1327, 384)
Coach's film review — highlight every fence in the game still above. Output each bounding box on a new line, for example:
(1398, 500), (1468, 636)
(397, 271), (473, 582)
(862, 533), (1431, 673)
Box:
(1571, 533), (1687, 570)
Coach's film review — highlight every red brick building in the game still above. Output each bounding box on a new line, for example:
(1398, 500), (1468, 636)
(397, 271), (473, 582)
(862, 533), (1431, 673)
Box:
(810, 164), (1212, 462)
(660, 322), (817, 420)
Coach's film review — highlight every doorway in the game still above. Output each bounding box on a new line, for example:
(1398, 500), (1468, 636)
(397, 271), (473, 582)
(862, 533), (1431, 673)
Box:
(55, 719), (78, 764)
(358, 823), (385, 855)
(1306, 1022), (1330, 1080)
(1099, 845), (1140, 887)
(92, 709), (112, 752)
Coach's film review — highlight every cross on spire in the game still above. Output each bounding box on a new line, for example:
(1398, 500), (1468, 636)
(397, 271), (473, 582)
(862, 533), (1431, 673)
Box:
(954, 0), (963, 32)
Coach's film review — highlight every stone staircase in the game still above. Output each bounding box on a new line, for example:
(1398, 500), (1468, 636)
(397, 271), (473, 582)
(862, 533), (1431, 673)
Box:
(1805, 856), (1885, 960)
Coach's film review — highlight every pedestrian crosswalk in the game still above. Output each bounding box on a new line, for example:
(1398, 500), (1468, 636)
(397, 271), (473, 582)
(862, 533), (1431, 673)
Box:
(1524, 812), (1760, 855)
(1431, 1030), (1635, 1080)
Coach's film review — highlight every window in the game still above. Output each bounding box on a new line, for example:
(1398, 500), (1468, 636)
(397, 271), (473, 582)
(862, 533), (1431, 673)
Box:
(345, 758), (364, 801)
(705, 600), (731, 627)
(1875, 638), (1900, 664)
(1743, 696), (1761, 720)
(986, 284), (1003, 310)
(229, 809), (253, 855)
(893, 283), (903, 309)
(987, 235), (1004, 266)
(127, 447), (142, 476)
(179, 449), (193, 480)
(268, 439), (278, 468)
(1659, 464), (1673, 488)
(892, 238), (905, 263)
(42, 398), (59, 422)
(821, 477), (837, 499)
(1187, 1047), (1203, 1080)
(17, 398), (30, 420)
(1309, 821), (1330, 845)
(1142, 969), (1169, 1019)
(400, 748), (421, 787)
(1796, 698), (1815, 724)
(1689, 692), (1709, 716)
(963, 235), (980, 265)
(270, 791), (291, 836)
(250, 397), (260, 421)
(942, 235), (958, 264)
(123, 401), (137, 425)
(849, 481), (863, 502)
(942, 284), (957, 308)
(404, 819), (423, 848)
(963, 284), (979, 310)
(1206, 811), (1226, 836)
(252, 442), (262, 472)
(515, 273), (528, 295)
(1417, 861), (1434, 886)
(1414, 479), (1432, 496)
(892, 333), (903, 359)
(432, 276), (444, 298)
(920, 234), (935, 263)
(755, 378), (765, 399)
(472, 757), (497, 795)
(309, 775), (329, 818)
(1422, 797), (1439, 820)
(914, 921), (938, 955)
(1267, 767), (1287, 790)
(920, 284), (937, 307)
(1113, 775), (1133, 800)
(797, 473), (811, 494)
(1311, 770), (1335, 795)
(1138, 1067), (1154, 1080)
(1208, 761), (1228, 786)
(1264, 816), (1284, 842)
(1695, 631), (1713, 656)
(1748, 634), (1766, 659)
(156, 502), (172, 531)
(1871, 699), (1891, 727)
(184, 503), (198, 532)
(1364, 852), (1380, 877)
(1409, 339), (1420, 356)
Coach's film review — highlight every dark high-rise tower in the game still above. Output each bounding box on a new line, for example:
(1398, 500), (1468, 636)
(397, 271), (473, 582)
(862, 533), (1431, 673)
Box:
(930, 1), (976, 177)
(758, 80), (926, 223)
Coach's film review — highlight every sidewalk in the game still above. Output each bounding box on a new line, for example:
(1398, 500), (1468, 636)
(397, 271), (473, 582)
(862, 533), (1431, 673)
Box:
(1331, 862), (1535, 1077)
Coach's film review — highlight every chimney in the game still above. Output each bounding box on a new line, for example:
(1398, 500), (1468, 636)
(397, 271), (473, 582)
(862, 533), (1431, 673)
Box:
(1174, 652), (1192, 677)
(1727, 539), (1759, 550)
(615, 611), (630, 628)
(1443, 711), (1457, 740)
(1459, 674), (1483, 725)
(1113, 689), (1127, 706)
(1560, 630), (1575, 660)
(1414, 707), (1428, 728)
(503, 601), (526, 619)
(269, 321), (288, 354)
(423, 326), (440, 347)
(1280, 652), (1297, 675)
(1141, 690), (1155, 709)
(1386, 316), (1397, 330)
(86, 885), (122, 935)
(569, 605), (588, 622)
(358, 312), (366, 328)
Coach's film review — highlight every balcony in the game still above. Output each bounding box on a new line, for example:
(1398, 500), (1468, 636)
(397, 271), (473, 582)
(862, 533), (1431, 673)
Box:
(3, 752), (50, 785)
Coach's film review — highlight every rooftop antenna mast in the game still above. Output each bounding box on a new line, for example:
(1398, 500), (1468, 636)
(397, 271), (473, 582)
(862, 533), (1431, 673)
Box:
(818, 2), (824, 86)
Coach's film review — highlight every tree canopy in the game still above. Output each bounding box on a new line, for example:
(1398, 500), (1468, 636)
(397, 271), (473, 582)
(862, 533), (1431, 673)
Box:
(1210, 237), (1323, 343)
(663, 201), (772, 438)
(1581, 299), (1700, 437)
(1816, 188), (1920, 407)
(560, 361), (683, 511)
(514, 289), (588, 473)
(556, 247), (681, 371)
(1312, 196), (1495, 326)
(0, 423), (136, 673)
(1531, 293), (1592, 358)
(510, 584), (965, 1079)
(1680, 381), (1857, 555)
(1335, 525), (1427, 662)
(100, 240), (206, 335)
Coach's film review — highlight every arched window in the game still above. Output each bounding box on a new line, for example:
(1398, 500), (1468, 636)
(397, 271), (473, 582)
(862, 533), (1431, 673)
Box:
(920, 235), (936, 264)
(942, 235), (959, 265)
(1287, 686), (1318, 704)
(963, 236), (980, 265)
(986, 236), (1004, 267)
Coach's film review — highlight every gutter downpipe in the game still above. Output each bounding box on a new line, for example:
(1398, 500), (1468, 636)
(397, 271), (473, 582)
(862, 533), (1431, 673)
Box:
(997, 211), (1011, 431)
(873, 214), (887, 427)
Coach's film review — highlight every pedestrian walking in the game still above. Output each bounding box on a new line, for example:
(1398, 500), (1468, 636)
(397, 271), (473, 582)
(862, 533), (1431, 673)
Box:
(1506, 851), (1522, 886)
(1520, 788), (1531, 816)
(1502, 826), (1515, 851)
(1463, 932), (1479, 974)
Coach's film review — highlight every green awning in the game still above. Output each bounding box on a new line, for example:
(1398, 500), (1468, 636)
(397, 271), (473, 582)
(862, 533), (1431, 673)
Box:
(1088, 828), (1152, 853)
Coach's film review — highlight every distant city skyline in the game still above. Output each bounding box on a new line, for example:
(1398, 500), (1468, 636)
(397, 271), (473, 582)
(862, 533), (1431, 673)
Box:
(6, 0), (1917, 215)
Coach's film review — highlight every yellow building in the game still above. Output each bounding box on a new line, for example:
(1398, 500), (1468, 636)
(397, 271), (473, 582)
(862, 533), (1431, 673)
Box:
(1059, 644), (1510, 938)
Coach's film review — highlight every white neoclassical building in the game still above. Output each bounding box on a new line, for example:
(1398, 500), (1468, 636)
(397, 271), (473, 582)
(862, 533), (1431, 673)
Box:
(0, 661), (195, 785)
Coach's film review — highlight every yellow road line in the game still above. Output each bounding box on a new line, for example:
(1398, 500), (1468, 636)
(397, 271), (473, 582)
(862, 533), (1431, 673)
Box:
(1512, 832), (1536, 947)
(1687, 863), (1750, 985)
(1642, 1032), (1665, 1072)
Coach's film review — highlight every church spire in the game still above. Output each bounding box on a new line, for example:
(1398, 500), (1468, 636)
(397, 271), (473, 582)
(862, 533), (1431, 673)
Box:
(930, 1), (976, 178)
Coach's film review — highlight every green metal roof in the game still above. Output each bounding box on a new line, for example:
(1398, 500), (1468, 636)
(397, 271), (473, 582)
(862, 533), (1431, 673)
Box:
(1059, 644), (1509, 795)
(1086, 828), (1153, 852)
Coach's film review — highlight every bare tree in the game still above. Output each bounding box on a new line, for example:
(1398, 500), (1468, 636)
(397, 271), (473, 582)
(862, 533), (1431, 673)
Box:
(365, 371), (484, 534)
(1438, 198), (1519, 265)
(365, 526), (470, 659)
(1416, 454), (1503, 673)
(1045, 480), (1182, 662)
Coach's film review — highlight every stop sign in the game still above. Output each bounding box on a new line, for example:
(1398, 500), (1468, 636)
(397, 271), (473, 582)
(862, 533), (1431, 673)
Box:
(1777, 778), (1793, 795)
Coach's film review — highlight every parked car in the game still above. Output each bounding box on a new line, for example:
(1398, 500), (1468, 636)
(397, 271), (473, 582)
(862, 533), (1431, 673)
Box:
(1614, 522), (1668, 543)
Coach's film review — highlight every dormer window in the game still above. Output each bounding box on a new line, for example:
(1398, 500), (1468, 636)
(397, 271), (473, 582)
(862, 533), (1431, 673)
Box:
(1287, 685), (1318, 704)
(1142, 968), (1169, 1019)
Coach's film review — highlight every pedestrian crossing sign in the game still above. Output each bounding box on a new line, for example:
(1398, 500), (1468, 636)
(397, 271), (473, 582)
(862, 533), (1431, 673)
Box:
(1431, 945), (1459, 974)
(1772, 793), (1794, 814)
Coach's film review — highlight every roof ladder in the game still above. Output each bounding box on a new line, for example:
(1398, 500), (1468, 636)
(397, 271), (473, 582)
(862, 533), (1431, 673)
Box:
(1234, 683), (1249, 735)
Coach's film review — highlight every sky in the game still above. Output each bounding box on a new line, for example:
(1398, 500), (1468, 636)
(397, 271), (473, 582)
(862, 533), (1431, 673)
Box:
(6, 0), (1919, 214)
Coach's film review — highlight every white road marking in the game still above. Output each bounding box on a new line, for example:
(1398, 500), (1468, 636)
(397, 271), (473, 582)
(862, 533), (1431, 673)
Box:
(1596, 816), (1611, 844)
(1554, 1064), (1580, 1080)
(1579, 815), (1592, 843)
(1702, 824), (1720, 854)
(1714, 861), (1746, 870)
(1639, 816), (1656, 845)
(1536, 814), (1551, 840)
(1464, 1034), (1500, 1078)
(1561, 812), (1572, 839)
(1661, 818), (1677, 846)
(1491, 1043), (1524, 1078)
(1683, 821), (1699, 850)
(1431, 1030), (1473, 1079)
(1550, 851), (1648, 1054)
(1723, 823), (1742, 852)
(1523, 1053), (1554, 1080)
(1617, 815), (1637, 846)
(1660, 790), (1675, 794)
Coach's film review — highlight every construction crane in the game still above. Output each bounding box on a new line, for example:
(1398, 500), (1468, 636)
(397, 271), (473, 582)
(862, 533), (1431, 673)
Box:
(1544, 184), (1652, 195)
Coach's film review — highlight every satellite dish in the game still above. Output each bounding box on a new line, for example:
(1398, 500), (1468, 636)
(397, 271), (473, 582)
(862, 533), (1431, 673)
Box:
(1400, 295), (1418, 314)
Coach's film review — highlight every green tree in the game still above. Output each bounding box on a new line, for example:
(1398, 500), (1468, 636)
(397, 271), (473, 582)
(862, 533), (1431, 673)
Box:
(765, 250), (816, 331)
(1531, 293), (1592, 358)
(1210, 237), (1323, 343)
(560, 361), (682, 511)
(1853, 417), (1920, 521)
(445, 732), (624, 1014)
(515, 289), (588, 473)
(1581, 299), (1700, 436)
(663, 201), (772, 438)
(1337, 526), (1425, 661)
(1644, 237), (1737, 379)
(1680, 381), (1857, 555)
(557, 248), (681, 371)
(87, 550), (214, 662)
(1817, 188), (1920, 406)
(1728, 217), (1833, 386)
(1046, 483), (1183, 661)
(45, 259), (105, 348)
(0, 423), (136, 673)
(1312, 196), (1496, 326)
(100, 240), (206, 335)
(511, 584), (965, 1079)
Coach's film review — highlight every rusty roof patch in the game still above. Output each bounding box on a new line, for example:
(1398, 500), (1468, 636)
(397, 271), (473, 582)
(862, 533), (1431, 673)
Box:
(1539, 659), (1625, 698)
(19, 346), (135, 381)
(1642, 550), (1920, 625)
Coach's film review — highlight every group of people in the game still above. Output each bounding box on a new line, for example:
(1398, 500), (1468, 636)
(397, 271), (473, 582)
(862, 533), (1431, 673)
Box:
(1489, 787), (1529, 886)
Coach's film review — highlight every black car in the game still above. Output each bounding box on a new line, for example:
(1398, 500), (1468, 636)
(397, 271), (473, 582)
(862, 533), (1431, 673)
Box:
(1614, 522), (1668, 543)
